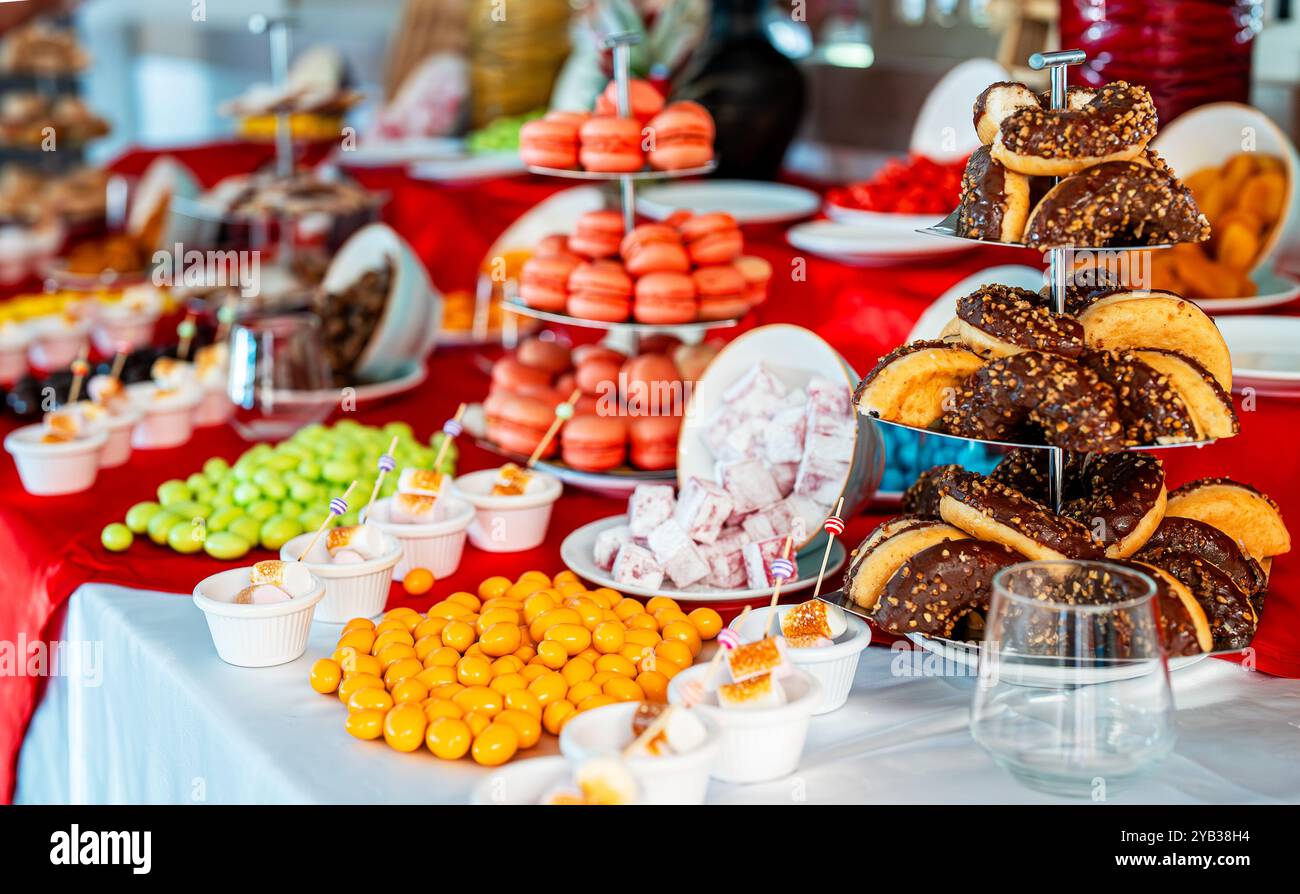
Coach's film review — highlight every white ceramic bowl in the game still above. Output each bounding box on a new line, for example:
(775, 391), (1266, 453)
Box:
(1152, 102), (1300, 273)
(323, 222), (441, 381)
(4, 423), (107, 495)
(667, 664), (821, 784)
(559, 702), (721, 804)
(90, 307), (160, 356)
(90, 407), (142, 469)
(470, 756), (572, 805)
(364, 495), (474, 582)
(193, 384), (234, 427)
(453, 468), (563, 553)
(0, 323), (31, 384)
(730, 605), (869, 714)
(27, 319), (89, 371)
(280, 530), (402, 623)
(192, 565), (325, 667)
(128, 382), (201, 449)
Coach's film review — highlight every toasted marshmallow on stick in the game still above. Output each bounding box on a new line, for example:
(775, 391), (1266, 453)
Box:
(726, 636), (789, 682)
(41, 406), (84, 442)
(491, 462), (533, 496)
(390, 492), (439, 524)
(249, 560), (313, 597)
(325, 524), (387, 560)
(780, 600), (846, 648)
(234, 584), (292, 604)
(718, 672), (786, 710)
(397, 468), (445, 498)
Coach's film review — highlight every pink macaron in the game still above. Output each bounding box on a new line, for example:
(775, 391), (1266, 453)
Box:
(516, 337), (572, 375)
(519, 255), (581, 311)
(734, 254), (774, 307)
(646, 104), (715, 171)
(633, 271), (698, 325)
(567, 260), (633, 322)
(628, 415), (681, 471)
(594, 78), (666, 125)
(692, 264), (750, 321)
(561, 414), (629, 472)
(620, 224), (690, 276)
(569, 210), (625, 260)
(678, 212), (743, 265)
(520, 118), (580, 169)
(621, 353), (684, 416)
(579, 116), (645, 173)
(485, 391), (562, 458)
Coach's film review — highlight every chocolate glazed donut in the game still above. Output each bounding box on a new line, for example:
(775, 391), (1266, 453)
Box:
(956, 285), (1085, 358)
(871, 539), (1024, 638)
(1118, 560), (1212, 656)
(901, 465), (963, 518)
(1023, 160), (1211, 249)
(1136, 548), (1257, 651)
(1136, 516), (1268, 614)
(1061, 452), (1166, 558)
(939, 350), (1127, 452)
(1076, 350), (1198, 446)
(988, 448), (1088, 503)
(937, 469), (1105, 561)
(954, 146), (1030, 243)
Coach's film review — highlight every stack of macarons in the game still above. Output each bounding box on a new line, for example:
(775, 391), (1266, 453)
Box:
(483, 335), (722, 473)
(519, 78), (716, 173)
(516, 209), (773, 325)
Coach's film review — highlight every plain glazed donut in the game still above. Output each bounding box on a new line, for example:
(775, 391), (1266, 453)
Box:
(937, 469), (1105, 560)
(1136, 516), (1267, 612)
(855, 340), (985, 429)
(1137, 548), (1257, 651)
(1075, 349), (1198, 446)
(871, 540), (1023, 638)
(1131, 350), (1239, 441)
(955, 284), (1085, 359)
(1077, 291), (1232, 390)
(1061, 452), (1166, 558)
(843, 519), (969, 610)
(1023, 160), (1211, 249)
(991, 81), (1157, 177)
(954, 146), (1031, 243)
(1166, 477), (1291, 561)
(938, 350), (1126, 452)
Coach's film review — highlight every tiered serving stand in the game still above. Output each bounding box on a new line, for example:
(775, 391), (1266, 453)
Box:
(816, 50), (1222, 678)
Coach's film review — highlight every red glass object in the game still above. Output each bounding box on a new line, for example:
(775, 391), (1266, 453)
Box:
(1058, 0), (1263, 123)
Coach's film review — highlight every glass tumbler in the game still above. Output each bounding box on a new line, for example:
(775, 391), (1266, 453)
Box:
(971, 561), (1176, 799)
(227, 312), (333, 441)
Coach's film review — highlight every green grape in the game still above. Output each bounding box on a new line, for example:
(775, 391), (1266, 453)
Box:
(297, 459), (322, 481)
(156, 479), (191, 506)
(202, 456), (231, 482)
(232, 482), (261, 505)
(146, 511), (181, 545)
(265, 452), (299, 472)
(227, 516), (261, 545)
(298, 508), (330, 531)
(167, 521), (205, 554)
(289, 480), (318, 504)
(203, 531), (251, 561)
(167, 501), (212, 521)
(207, 507), (244, 533)
(186, 472), (212, 493)
(259, 478), (288, 501)
(321, 460), (358, 484)
(246, 499), (279, 521)
(101, 523), (133, 552)
(383, 421), (414, 440)
(124, 501), (163, 533)
(259, 516), (303, 551)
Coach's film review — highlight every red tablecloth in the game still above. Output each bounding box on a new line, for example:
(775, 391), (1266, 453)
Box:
(2, 143), (1298, 803)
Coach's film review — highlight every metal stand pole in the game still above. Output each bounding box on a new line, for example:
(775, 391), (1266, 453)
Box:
(249, 13), (296, 180)
(1028, 49), (1086, 513)
(602, 32), (641, 236)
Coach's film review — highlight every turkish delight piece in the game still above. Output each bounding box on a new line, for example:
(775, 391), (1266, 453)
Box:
(646, 519), (711, 588)
(718, 457), (783, 516)
(627, 484), (675, 537)
(700, 541), (748, 589)
(794, 452), (850, 506)
(673, 476), (733, 544)
(594, 524), (634, 571)
(741, 512), (777, 542)
(612, 543), (664, 591)
(742, 536), (787, 589)
(806, 374), (852, 420)
(770, 462), (798, 496)
(803, 415), (856, 464)
(722, 363), (787, 417)
(761, 404), (808, 464)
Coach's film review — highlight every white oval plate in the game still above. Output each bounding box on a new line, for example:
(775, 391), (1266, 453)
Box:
(1194, 267), (1300, 313)
(1214, 314), (1300, 382)
(786, 218), (974, 265)
(910, 57), (1010, 163)
(823, 204), (946, 230)
(561, 514), (847, 604)
(636, 180), (821, 224)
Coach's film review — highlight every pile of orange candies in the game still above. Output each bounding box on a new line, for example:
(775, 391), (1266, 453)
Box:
(308, 569), (723, 767)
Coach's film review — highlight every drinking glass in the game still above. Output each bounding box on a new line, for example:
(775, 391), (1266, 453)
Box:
(227, 312), (333, 441)
(971, 561), (1176, 799)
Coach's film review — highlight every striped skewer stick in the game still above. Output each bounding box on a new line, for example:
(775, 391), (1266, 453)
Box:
(296, 480), (357, 561)
(364, 436), (400, 513)
(67, 346), (91, 405)
(762, 536), (797, 638)
(813, 496), (846, 598)
(433, 403), (468, 470)
(678, 607), (750, 709)
(525, 388), (581, 468)
(176, 313), (198, 360)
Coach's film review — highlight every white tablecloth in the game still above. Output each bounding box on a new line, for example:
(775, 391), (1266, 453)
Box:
(16, 584), (1300, 804)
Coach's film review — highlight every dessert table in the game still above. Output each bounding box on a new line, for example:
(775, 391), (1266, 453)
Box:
(15, 582), (1300, 805)
(4, 141), (1300, 803)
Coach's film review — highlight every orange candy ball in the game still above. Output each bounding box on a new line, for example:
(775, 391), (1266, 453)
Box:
(403, 567), (436, 596)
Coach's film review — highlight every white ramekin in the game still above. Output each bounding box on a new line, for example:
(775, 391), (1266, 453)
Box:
(559, 702), (721, 805)
(0, 343), (28, 384)
(452, 468), (563, 553)
(364, 495), (475, 583)
(280, 530), (402, 623)
(91, 407), (142, 469)
(128, 382), (201, 449)
(730, 605), (870, 715)
(27, 327), (88, 371)
(193, 384), (233, 427)
(91, 309), (159, 356)
(668, 664), (821, 784)
(193, 566), (326, 667)
(4, 423), (107, 495)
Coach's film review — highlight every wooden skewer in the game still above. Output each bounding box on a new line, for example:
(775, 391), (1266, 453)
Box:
(623, 705), (675, 759)
(813, 496), (845, 598)
(297, 480), (357, 562)
(108, 349), (127, 381)
(524, 388), (581, 469)
(364, 436), (399, 512)
(67, 345), (90, 405)
(177, 312), (197, 360)
(433, 402), (467, 470)
(680, 606), (753, 709)
(762, 536), (796, 639)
